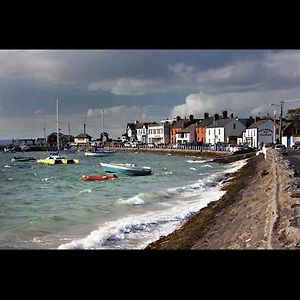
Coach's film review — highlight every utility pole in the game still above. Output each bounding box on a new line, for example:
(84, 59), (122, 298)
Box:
(279, 101), (283, 144)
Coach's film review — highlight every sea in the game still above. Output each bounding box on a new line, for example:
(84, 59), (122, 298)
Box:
(0, 151), (247, 249)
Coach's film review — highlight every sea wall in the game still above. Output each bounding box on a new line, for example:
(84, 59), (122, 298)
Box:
(146, 150), (300, 249)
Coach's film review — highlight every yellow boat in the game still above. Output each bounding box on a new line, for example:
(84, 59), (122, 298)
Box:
(37, 153), (79, 165)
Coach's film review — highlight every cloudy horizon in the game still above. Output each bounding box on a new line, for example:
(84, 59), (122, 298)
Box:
(1, 49), (300, 140)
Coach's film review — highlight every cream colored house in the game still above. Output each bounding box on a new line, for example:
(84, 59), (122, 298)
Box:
(74, 133), (92, 146)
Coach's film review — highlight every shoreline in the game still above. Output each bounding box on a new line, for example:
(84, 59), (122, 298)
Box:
(146, 150), (300, 249)
(146, 155), (256, 249)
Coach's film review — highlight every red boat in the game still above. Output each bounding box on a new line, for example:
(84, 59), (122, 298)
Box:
(80, 174), (118, 181)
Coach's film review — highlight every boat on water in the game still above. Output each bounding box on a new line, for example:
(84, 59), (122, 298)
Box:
(80, 174), (118, 181)
(37, 100), (79, 165)
(99, 162), (152, 176)
(4, 163), (32, 169)
(37, 152), (79, 165)
(84, 149), (115, 157)
(11, 156), (36, 162)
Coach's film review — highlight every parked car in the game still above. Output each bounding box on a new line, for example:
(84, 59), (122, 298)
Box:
(148, 143), (155, 148)
(292, 141), (300, 149)
(232, 145), (256, 155)
(123, 142), (131, 148)
(275, 144), (288, 155)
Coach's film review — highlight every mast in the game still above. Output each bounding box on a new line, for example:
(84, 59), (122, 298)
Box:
(56, 99), (59, 151)
(102, 109), (104, 145)
(43, 122), (46, 146)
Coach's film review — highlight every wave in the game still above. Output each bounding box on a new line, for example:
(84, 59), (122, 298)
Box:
(117, 195), (145, 206)
(186, 159), (207, 164)
(58, 158), (248, 250)
(79, 189), (92, 194)
(58, 187), (224, 250)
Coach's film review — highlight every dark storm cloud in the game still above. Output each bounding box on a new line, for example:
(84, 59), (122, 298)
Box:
(1, 50), (300, 139)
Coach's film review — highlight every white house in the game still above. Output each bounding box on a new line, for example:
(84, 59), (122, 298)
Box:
(148, 124), (165, 144)
(206, 118), (246, 145)
(135, 122), (154, 143)
(243, 119), (279, 148)
(176, 124), (197, 144)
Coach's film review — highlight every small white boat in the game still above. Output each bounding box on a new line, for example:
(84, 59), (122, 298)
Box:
(100, 162), (152, 176)
(85, 149), (115, 157)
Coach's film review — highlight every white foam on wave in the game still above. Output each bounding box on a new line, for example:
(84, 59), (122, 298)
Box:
(58, 158), (248, 250)
(186, 159), (207, 164)
(189, 167), (197, 171)
(41, 176), (55, 182)
(79, 189), (92, 194)
(203, 164), (213, 168)
(117, 195), (145, 206)
(58, 186), (224, 250)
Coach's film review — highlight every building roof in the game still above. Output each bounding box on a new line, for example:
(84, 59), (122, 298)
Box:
(178, 123), (197, 133)
(135, 122), (157, 129)
(237, 118), (255, 128)
(206, 118), (234, 128)
(75, 133), (92, 139)
(248, 119), (275, 129)
(172, 119), (190, 129)
(197, 117), (214, 128)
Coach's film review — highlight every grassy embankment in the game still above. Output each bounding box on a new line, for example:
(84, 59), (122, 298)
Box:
(146, 153), (261, 249)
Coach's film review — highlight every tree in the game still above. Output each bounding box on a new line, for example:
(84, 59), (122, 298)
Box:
(287, 107), (300, 135)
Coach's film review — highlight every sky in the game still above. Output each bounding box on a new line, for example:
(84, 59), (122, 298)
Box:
(1, 49), (300, 140)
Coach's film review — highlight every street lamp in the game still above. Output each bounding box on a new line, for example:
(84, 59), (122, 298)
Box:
(270, 102), (282, 144)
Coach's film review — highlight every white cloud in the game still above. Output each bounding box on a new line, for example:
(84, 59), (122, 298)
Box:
(169, 92), (221, 119)
(88, 78), (160, 95)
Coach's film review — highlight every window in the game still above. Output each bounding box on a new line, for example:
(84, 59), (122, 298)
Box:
(219, 129), (220, 135)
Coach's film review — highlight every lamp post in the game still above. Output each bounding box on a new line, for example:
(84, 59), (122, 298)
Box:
(270, 103), (281, 144)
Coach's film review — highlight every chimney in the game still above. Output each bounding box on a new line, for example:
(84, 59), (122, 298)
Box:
(214, 113), (219, 121)
(135, 120), (139, 124)
(255, 116), (261, 122)
(189, 114), (194, 122)
(84, 123), (86, 134)
(204, 112), (209, 119)
(222, 110), (228, 119)
(230, 113), (234, 118)
(176, 116), (181, 121)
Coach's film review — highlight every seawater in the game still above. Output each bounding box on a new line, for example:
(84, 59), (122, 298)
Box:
(0, 151), (247, 249)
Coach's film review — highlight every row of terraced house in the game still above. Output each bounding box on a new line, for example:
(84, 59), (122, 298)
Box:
(122, 110), (298, 148)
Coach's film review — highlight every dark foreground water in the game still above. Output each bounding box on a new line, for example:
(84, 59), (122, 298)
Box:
(0, 151), (246, 249)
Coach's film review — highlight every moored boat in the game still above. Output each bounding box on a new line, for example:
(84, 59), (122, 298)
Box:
(11, 156), (36, 162)
(84, 149), (115, 157)
(37, 152), (79, 165)
(80, 174), (118, 181)
(99, 162), (152, 176)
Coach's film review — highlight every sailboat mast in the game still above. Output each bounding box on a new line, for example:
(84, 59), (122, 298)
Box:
(56, 99), (59, 151)
(102, 109), (104, 145)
